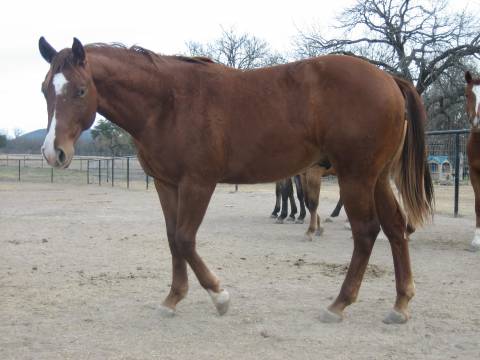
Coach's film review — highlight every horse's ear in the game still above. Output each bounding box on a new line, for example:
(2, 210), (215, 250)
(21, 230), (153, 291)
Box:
(39, 37), (57, 64)
(465, 71), (473, 84)
(72, 37), (86, 66)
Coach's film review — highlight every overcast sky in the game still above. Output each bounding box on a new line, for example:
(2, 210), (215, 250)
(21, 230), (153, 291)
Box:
(0, 0), (478, 137)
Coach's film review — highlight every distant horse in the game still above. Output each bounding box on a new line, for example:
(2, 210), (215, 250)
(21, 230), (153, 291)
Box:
(38, 37), (433, 324)
(271, 175), (306, 223)
(464, 71), (480, 251)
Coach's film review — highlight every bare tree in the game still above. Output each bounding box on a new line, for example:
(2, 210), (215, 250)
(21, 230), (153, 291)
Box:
(13, 128), (24, 139)
(295, 0), (480, 128)
(186, 27), (286, 69)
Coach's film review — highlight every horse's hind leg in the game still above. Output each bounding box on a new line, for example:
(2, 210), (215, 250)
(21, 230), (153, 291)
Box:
(271, 182), (281, 218)
(303, 166), (324, 240)
(375, 173), (414, 324)
(175, 179), (230, 315)
(276, 179), (289, 224)
(321, 177), (380, 323)
(294, 175), (306, 223)
(154, 180), (188, 316)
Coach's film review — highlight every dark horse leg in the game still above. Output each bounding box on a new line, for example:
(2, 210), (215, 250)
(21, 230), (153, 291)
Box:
(287, 178), (297, 221)
(271, 182), (281, 218)
(321, 176), (380, 322)
(155, 178), (229, 316)
(330, 198), (343, 217)
(294, 175), (306, 224)
(276, 178), (294, 224)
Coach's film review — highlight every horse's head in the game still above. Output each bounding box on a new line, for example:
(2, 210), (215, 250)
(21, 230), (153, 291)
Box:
(465, 71), (480, 130)
(39, 37), (97, 168)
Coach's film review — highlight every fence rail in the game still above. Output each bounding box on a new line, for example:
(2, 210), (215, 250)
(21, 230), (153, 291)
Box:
(0, 129), (474, 216)
(0, 154), (152, 189)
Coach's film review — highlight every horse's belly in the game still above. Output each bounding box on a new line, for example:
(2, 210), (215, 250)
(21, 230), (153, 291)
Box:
(220, 149), (323, 184)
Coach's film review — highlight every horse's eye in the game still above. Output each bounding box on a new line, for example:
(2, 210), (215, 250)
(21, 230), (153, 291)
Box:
(77, 87), (87, 98)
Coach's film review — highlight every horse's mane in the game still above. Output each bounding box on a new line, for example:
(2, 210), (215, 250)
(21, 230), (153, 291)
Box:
(85, 43), (214, 66)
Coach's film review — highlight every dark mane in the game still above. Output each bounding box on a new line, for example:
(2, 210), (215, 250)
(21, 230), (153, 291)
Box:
(172, 55), (215, 65)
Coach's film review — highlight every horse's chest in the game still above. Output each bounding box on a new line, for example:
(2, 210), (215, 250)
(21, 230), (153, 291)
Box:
(467, 135), (480, 170)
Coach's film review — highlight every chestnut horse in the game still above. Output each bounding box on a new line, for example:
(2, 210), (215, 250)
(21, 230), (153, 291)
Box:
(464, 71), (480, 251)
(38, 37), (433, 324)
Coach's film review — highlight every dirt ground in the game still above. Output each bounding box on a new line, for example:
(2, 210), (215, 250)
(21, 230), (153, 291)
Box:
(1, 181), (479, 360)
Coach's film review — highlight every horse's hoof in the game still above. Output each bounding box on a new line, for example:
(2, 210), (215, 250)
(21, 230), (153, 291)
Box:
(324, 217), (333, 223)
(295, 218), (305, 224)
(316, 227), (324, 236)
(468, 243), (480, 252)
(286, 217), (295, 223)
(383, 309), (409, 324)
(208, 289), (230, 316)
(275, 218), (284, 224)
(158, 305), (176, 318)
(319, 308), (343, 323)
(270, 214), (278, 219)
(469, 237), (480, 252)
(304, 232), (313, 241)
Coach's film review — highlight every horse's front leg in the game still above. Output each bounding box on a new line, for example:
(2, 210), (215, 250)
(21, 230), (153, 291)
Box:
(154, 180), (188, 316)
(470, 167), (480, 251)
(176, 179), (230, 315)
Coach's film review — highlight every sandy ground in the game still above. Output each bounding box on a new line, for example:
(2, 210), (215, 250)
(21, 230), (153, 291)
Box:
(1, 182), (479, 360)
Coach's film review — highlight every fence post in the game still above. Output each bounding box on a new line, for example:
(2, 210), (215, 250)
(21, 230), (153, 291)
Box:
(98, 159), (101, 186)
(18, 160), (20, 181)
(111, 158), (114, 187)
(87, 160), (90, 184)
(454, 133), (460, 217)
(127, 157), (130, 189)
(106, 159), (109, 183)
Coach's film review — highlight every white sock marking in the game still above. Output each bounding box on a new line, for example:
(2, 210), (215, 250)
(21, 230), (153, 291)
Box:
(472, 228), (480, 248)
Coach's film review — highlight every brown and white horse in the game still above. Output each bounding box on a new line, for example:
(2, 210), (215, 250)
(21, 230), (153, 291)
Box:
(38, 37), (433, 323)
(464, 71), (480, 251)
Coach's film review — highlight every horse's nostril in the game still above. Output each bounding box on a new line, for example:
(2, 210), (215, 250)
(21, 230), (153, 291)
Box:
(57, 148), (66, 164)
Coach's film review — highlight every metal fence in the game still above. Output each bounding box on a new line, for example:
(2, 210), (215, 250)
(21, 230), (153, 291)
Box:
(0, 154), (152, 189)
(0, 129), (473, 215)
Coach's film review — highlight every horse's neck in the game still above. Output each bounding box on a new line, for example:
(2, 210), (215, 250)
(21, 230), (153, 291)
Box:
(88, 51), (169, 140)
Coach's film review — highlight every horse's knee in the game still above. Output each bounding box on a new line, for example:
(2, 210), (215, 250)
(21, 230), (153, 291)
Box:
(351, 220), (380, 249)
(175, 233), (195, 258)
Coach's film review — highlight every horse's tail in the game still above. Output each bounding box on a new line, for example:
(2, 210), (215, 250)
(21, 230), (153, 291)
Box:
(393, 76), (434, 228)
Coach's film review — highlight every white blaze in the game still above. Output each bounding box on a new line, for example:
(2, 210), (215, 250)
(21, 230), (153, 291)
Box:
(42, 73), (69, 164)
(52, 72), (68, 95)
(42, 114), (57, 164)
(472, 85), (480, 127)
